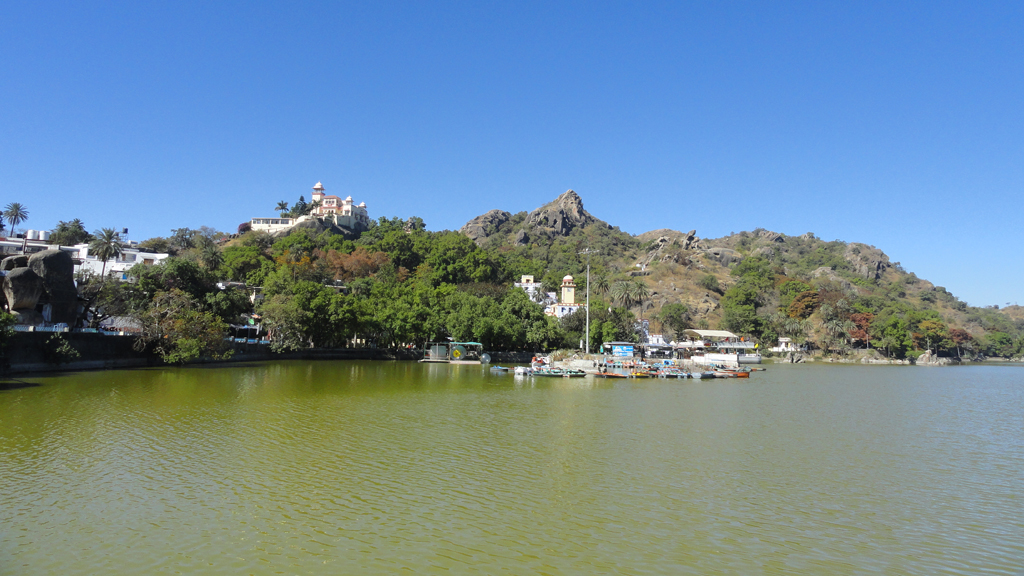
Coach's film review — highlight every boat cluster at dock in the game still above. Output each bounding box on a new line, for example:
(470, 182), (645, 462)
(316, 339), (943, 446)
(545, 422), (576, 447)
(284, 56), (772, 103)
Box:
(491, 358), (763, 379)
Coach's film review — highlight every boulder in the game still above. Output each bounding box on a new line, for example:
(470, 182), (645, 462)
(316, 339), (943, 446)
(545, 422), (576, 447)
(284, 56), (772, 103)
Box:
(757, 230), (785, 243)
(460, 210), (511, 244)
(703, 247), (742, 266)
(1, 255), (28, 271)
(915, 350), (953, 366)
(783, 352), (806, 363)
(3, 267), (43, 311)
(11, 308), (44, 326)
(514, 229), (530, 246)
(682, 230), (699, 250)
(29, 249), (79, 325)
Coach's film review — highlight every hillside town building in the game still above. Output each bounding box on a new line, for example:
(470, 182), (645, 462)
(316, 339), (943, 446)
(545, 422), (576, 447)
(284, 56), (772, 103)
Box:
(73, 243), (170, 280)
(310, 181), (371, 229)
(250, 182), (371, 234)
(512, 274), (585, 319)
(513, 275), (555, 304)
(0, 237), (169, 282)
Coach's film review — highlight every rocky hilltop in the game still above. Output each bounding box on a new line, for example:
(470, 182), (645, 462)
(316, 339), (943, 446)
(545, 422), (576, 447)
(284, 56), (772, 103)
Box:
(461, 189), (611, 246)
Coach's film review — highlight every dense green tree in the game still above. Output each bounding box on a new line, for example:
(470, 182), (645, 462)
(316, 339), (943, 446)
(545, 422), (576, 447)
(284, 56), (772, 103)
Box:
(697, 274), (721, 293)
(721, 284), (762, 337)
(871, 315), (913, 358)
(130, 257), (216, 302)
(50, 219), (92, 245)
(169, 228), (198, 253)
(134, 289), (232, 364)
(982, 332), (1019, 358)
(657, 303), (690, 339)
(220, 246), (272, 282)
(916, 319), (952, 353)
(137, 236), (173, 254)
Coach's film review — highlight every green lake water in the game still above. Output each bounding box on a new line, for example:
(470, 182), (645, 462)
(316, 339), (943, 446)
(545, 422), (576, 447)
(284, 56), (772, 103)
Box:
(1, 361), (1022, 575)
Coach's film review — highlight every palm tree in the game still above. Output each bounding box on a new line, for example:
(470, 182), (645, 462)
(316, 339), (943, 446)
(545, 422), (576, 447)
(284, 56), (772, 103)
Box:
(630, 279), (651, 321)
(200, 243), (223, 271)
(306, 199), (322, 216)
(4, 203), (28, 249)
(610, 280), (634, 309)
(89, 228), (125, 279)
(276, 201), (290, 216)
(592, 274), (610, 296)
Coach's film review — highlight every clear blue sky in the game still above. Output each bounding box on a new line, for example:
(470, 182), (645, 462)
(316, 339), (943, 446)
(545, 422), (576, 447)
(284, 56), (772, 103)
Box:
(2, 1), (1021, 306)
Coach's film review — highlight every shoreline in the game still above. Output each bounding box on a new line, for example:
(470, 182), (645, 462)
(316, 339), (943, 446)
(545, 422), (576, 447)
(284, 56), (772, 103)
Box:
(3, 332), (1020, 378)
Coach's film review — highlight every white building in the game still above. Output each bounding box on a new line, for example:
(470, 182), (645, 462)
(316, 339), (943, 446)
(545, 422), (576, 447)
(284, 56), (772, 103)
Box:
(545, 275), (586, 319)
(250, 182), (371, 235)
(0, 237), (168, 282)
(73, 243), (170, 281)
(513, 275), (556, 305)
(770, 337), (806, 353)
(0, 237), (59, 257)
(310, 182), (371, 231)
(250, 217), (301, 234)
(674, 329), (761, 366)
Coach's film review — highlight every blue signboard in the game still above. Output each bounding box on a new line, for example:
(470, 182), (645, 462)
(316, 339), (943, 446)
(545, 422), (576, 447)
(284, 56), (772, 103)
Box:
(612, 345), (634, 357)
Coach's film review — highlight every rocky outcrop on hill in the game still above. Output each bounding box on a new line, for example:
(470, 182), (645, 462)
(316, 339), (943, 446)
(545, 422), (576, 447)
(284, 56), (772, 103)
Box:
(272, 217), (359, 240)
(811, 267), (854, 290)
(682, 230), (702, 250)
(460, 189), (613, 245)
(757, 230), (785, 243)
(524, 190), (596, 237)
(28, 249), (79, 325)
(460, 210), (511, 244)
(843, 243), (891, 280)
(637, 229), (703, 251)
(703, 247), (742, 266)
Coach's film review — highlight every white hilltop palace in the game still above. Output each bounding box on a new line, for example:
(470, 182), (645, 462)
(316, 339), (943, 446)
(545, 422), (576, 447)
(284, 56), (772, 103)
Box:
(513, 274), (586, 318)
(250, 182), (371, 234)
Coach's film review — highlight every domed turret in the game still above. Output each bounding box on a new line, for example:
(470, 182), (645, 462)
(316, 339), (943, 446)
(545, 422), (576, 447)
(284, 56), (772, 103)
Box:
(561, 275), (576, 304)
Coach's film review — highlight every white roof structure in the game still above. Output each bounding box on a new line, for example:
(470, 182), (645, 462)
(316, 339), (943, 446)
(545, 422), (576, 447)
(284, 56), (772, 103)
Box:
(313, 181), (325, 191)
(682, 329), (740, 340)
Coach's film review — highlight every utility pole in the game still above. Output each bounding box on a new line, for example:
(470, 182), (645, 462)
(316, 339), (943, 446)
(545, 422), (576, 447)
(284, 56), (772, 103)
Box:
(579, 247), (597, 354)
